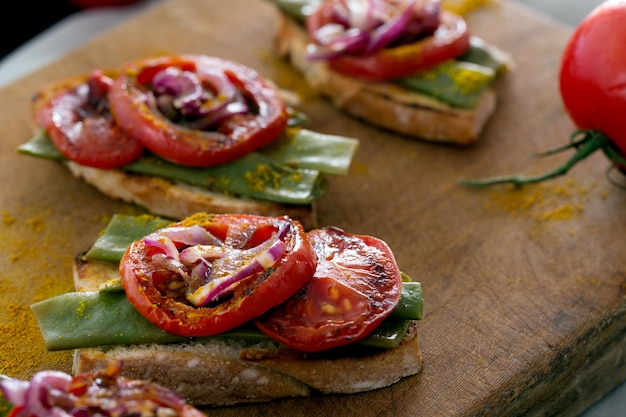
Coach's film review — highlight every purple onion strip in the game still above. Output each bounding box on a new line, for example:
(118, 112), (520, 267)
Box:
(144, 234), (180, 260)
(307, 0), (434, 60)
(365, 0), (417, 54)
(161, 225), (223, 246)
(179, 245), (231, 264)
(23, 371), (72, 417)
(186, 237), (287, 307)
(0, 376), (29, 408)
(152, 67), (205, 114)
(151, 65), (250, 129)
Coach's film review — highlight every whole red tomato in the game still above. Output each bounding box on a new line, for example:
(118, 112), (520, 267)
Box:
(559, 0), (626, 160)
(460, 0), (626, 187)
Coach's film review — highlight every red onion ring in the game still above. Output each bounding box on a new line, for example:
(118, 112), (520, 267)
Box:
(141, 221), (292, 307)
(307, 0), (442, 60)
(185, 236), (287, 306)
(150, 66), (250, 129)
(161, 224), (223, 246)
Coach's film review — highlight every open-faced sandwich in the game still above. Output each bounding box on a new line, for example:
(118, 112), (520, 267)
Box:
(18, 54), (359, 230)
(30, 212), (424, 406)
(267, 0), (513, 144)
(0, 360), (206, 417)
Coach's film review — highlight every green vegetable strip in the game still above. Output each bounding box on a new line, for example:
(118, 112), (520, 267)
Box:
(459, 36), (511, 77)
(396, 60), (495, 109)
(391, 281), (423, 320)
(31, 291), (183, 350)
(360, 319), (412, 349)
(261, 128), (358, 176)
(84, 214), (173, 262)
(17, 130), (65, 160)
(17, 127), (358, 205)
(31, 283), (422, 351)
(123, 153), (327, 205)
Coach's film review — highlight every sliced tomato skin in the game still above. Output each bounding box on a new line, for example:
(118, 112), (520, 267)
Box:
(34, 70), (144, 169)
(307, 5), (470, 81)
(120, 214), (316, 337)
(255, 226), (403, 352)
(108, 55), (289, 167)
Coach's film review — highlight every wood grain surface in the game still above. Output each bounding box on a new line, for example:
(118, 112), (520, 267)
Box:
(0, 0), (625, 416)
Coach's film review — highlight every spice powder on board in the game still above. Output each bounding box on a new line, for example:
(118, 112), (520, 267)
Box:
(0, 209), (112, 380)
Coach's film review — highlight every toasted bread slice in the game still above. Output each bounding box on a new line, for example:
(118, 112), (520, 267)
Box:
(31, 73), (317, 230)
(72, 255), (423, 406)
(275, 12), (499, 145)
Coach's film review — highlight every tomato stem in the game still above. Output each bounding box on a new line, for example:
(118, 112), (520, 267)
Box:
(458, 130), (610, 188)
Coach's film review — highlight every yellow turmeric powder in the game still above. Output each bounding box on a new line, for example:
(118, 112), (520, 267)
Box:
(484, 179), (599, 223)
(442, 0), (495, 16)
(0, 206), (118, 394)
(0, 210), (76, 414)
(245, 163), (301, 192)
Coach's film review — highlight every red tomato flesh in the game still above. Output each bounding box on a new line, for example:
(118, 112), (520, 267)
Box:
(255, 226), (403, 352)
(34, 70), (144, 169)
(109, 55), (288, 167)
(120, 214), (316, 337)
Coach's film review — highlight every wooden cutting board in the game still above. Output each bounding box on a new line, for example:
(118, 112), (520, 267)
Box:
(0, 0), (625, 416)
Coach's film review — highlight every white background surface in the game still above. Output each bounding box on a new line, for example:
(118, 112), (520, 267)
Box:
(0, 1), (622, 415)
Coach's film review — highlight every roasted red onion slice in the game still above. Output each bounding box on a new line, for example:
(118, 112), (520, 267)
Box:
(185, 221), (292, 306)
(307, 0), (441, 60)
(141, 221), (292, 307)
(161, 224), (223, 247)
(365, 0), (417, 54)
(143, 224), (224, 259)
(0, 362), (202, 417)
(0, 376), (30, 408)
(150, 66), (249, 129)
(144, 233), (181, 259)
(186, 235), (287, 306)
(179, 244), (231, 264)
(1, 371), (71, 417)
(307, 25), (369, 60)
(152, 67), (205, 115)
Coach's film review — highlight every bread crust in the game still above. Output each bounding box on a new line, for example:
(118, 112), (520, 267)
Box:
(31, 73), (317, 230)
(275, 12), (498, 145)
(240, 321), (422, 394)
(73, 340), (313, 406)
(73, 323), (422, 406)
(72, 253), (423, 407)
